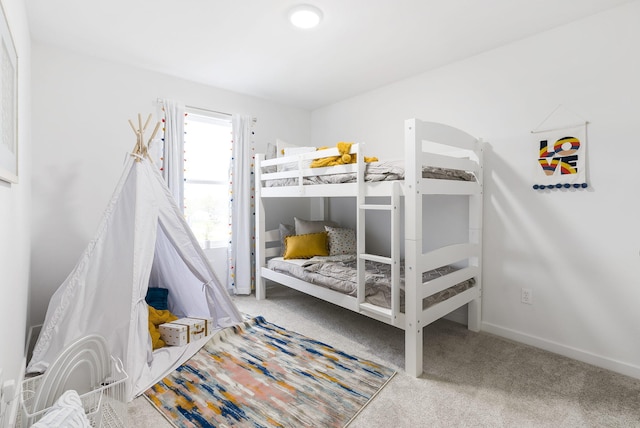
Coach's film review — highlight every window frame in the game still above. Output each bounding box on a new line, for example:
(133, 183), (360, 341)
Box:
(183, 108), (232, 249)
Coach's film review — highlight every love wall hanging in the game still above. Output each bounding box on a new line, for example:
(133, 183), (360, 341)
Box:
(531, 105), (589, 190)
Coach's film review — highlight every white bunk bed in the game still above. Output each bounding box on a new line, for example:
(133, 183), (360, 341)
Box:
(254, 118), (483, 377)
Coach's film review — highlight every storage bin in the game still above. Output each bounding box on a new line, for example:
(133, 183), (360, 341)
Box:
(18, 357), (128, 428)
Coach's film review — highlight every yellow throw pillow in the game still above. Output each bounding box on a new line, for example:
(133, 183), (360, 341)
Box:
(283, 232), (329, 259)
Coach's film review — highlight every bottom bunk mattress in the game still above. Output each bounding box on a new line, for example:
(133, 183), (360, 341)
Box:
(266, 255), (475, 310)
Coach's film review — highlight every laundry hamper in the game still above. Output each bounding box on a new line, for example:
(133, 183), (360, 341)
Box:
(18, 357), (128, 428)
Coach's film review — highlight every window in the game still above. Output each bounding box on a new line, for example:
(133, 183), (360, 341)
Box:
(183, 111), (232, 249)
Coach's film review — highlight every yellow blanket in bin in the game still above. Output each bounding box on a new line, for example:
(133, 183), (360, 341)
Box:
(310, 142), (378, 168)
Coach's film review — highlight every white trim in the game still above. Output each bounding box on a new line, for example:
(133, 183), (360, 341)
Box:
(2, 357), (25, 428)
(481, 322), (640, 380)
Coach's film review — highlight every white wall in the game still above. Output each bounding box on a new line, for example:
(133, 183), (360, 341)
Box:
(29, 43), (311, 326)
(311, 2), (640, 378)
(0, 0), (30, 407)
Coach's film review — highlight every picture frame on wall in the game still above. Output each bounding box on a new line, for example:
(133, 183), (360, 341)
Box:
(0, 1), (17, 184)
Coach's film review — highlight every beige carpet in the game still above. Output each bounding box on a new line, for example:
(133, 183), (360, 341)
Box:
(129, 284), (640, 427)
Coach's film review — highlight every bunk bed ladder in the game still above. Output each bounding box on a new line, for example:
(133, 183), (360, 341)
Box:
(356, 172), (401, 325)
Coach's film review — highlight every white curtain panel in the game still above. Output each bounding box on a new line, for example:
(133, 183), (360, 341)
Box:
(161, 99), (186, 207)
(228, 114), (255, 295)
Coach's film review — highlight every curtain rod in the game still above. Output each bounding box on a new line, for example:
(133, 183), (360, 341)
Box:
(156, 98), (256, 123)
(186, 104), (230, 117)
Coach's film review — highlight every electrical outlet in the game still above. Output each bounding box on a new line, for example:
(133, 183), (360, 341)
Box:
(521, 288), (533, 304)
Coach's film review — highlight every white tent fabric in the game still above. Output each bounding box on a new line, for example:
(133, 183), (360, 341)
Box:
(28, 153), (243, 400)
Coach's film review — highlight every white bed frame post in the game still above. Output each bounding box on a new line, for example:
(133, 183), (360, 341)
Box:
(467, 141), (484, 331)
(255, 154), (266, 300)
(404, 119), (424, 377)
(356, 145), (366, 306)
(390, 181), (401, 323)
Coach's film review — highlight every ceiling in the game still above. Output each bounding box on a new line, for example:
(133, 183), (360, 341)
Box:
(25, 0), (632, 110)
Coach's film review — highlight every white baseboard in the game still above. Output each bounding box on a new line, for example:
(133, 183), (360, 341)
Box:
(2, 357), (25, 428)
(482, 321), (640, 380)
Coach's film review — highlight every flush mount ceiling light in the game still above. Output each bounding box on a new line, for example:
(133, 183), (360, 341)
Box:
(288, 4), (323, 29)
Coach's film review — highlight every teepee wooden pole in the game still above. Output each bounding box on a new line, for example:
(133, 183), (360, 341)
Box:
(142, 113), (152, 133)
(147, 121), (161, 146)
(128, 119), (137, 135)
(129, 114), (161, 161)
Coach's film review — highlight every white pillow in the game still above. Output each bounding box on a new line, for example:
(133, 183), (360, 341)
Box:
(276, 139), (296, 157)
(279, 145), (316, 172)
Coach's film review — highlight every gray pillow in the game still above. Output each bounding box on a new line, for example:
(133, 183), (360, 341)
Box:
(279, 223), (295, 255)
(264, 142), (277, 173)
(294, 217), (338, 235)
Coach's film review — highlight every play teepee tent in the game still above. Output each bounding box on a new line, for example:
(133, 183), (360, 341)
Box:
(28, 115), (243, 400)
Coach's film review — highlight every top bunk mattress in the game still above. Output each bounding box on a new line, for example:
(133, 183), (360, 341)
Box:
(265, 159), (476, 187)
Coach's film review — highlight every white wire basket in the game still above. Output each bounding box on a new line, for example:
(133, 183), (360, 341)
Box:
(18, 357), (128, 428)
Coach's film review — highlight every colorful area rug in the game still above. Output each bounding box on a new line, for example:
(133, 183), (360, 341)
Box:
(144, 316), (395, 427)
